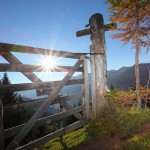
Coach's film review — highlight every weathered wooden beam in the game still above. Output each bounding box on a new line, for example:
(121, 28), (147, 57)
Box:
(65, 119), (87, 134)
(90, 46), (96, 116)
(1, 52), (42, 82)
(0, 79), (83, 93)
(60, 102), (83, 120)
(6, 59), (83, 150)
(16, 129), (64, 150)
(0, 99), (4, 150)
(82, 57), (90, 119)
(105, 22), (117, 31)
(36, 79), (83, 95)
(0, 64), (83, 72)
(0, 42), (81, 59)
(15, 120), (87, 150)
(76, 28), (91, 37)
(4, 106), (84, 139)
(76, 23), (117, 37)
(4, 93), (83, 112)
(90, 13), (107, 116)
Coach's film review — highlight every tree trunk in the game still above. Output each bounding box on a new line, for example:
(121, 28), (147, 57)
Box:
(135, 4), (141, 108)
(135, 46), (141, 108)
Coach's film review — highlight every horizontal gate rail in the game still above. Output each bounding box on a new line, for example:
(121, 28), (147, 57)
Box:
(0, 42), (89, 150)
(0, 64), (83, 72)
(0, 42), (81, 59)
(1, 52), (42, 82)
(5, 59), (83, 150)
(4, 92), (83, 112)
(4, 106), (85, 139)
(16, 119), (87, 150)
(0, 79), (83, 92)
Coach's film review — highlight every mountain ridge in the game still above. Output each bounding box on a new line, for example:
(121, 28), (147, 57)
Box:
(19, 63), (150, 100)
(107, 63), (150, 90)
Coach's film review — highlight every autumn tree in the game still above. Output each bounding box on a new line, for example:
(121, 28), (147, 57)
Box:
(106, 0), (150, 108)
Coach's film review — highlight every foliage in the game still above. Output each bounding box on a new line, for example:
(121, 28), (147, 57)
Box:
(38, 105), (150, 150)
(35, 88), (150, 150)
(106, 0), (150, 108)
(106, 0), (150, 49)
(107, 86), (150, 109)
(109, 83), (115, 91)
(0, 73), (27, 129)
(36, 127), (89, 150)
(87, 107), (150, 139)
(0, 73), (18, 105)
(116, 133), (150, 150)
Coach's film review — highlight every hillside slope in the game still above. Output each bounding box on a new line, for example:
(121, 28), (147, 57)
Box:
(107, 63), (150, 90)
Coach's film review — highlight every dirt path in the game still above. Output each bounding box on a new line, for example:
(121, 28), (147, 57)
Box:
(75, 122), (150, 150)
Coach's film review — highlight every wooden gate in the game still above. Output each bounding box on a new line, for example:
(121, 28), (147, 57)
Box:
(0, 42), (89, 150)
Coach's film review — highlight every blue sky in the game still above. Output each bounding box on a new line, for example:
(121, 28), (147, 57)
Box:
(0, 0), (150, 83)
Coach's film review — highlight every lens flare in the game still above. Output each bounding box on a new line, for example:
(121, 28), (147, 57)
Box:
(41, 56), (56, 72)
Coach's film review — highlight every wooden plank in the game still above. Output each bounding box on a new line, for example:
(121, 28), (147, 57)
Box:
(65, 119), (87, 134)
(0, 99), (4, 150)
(60, 102), (83, 120)
(16, 129), (64, 150)
(82, 57), (90, 118)
(0, 42), (81, 59)
(0, 64), (83, 72)
(36, 79), (83, 96)
(76, 23), (117, 37)
(1, 52), (42, 82)
(6, 59), (83, 150)
(0, 79), (84, 93)
(16, 120), (87, 150)
(105, 22), (117, 31)
(4, 106), (85, 139)
(4, 93), (83, 112)
(76, 28), (91, 37)
(90, 46), (96, 116)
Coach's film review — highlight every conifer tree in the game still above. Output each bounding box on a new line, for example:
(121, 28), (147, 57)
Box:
(1, 73), (17, 105)
(106, 0), (150, 108)
(110, 84), (115, 91)
(0, 73), (27, 130)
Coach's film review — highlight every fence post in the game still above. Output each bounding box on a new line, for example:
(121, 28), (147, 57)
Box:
(90, 14), (107, 116)
(90, 45), (96, 116)
(76, 13), (116, 117)
(82, 56), (90, 119)
(0, 99), (4, 150)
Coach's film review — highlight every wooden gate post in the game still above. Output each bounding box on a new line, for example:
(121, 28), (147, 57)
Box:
(0, 99), (4, 150)
(82, 56), (90, 119)
(90, 13), (107, 116)
(76, 13), (116, 117)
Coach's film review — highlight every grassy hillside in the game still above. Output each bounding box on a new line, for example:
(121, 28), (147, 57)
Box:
(35, 108), (150, 150)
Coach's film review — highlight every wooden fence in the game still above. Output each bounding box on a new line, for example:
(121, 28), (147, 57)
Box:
(0, 42), (89, 150)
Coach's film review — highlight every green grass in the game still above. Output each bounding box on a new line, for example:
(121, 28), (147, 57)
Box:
(36, 108), (150, 150)
(36, 127), (89, 150)
(116, 133), (150, 150)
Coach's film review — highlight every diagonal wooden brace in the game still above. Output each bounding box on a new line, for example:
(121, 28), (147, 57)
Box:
(6, 59), (83, 150)
(1, 52), (42, 82)
(59, 102), (84, 120)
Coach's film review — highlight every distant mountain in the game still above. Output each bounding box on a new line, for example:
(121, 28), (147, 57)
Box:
(18, 63), (150, 101)
(107, 63), (150, 90)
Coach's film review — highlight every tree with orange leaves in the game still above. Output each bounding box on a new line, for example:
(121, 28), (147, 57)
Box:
(106, 0), (150, 108)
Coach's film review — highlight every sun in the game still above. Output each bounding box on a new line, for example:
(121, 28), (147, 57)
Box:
(41, 57), (56, 71)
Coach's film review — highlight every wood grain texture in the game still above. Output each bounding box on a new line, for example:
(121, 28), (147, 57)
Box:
(5, 59), (83, 150)
(0, 42), (80, 59)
